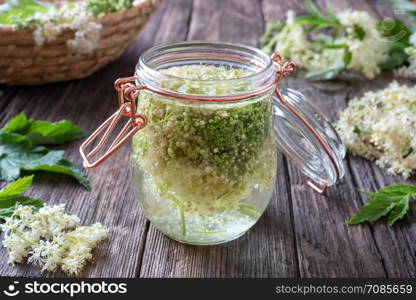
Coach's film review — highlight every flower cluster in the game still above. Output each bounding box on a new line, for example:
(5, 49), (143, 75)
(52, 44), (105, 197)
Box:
(33, 2), (102, 55)
(337, 81), (416, 178)
(271, 10), (343, 72)
(395, 47), (416, 79)
(337, 10), (388, 79)
(0, 204), (108, 276)
(0, 0), (146, 55)
(265, 9), (389, 79)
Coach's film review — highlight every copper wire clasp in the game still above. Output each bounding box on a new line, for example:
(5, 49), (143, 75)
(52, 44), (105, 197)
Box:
(272, 53), (336, 195)
(79, 77), (147, 169)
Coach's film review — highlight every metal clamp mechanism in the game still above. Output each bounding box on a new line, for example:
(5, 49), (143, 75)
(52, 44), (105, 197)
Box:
(79, 78), (147, 169)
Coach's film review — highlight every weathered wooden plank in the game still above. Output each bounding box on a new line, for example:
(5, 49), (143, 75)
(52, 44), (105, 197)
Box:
(188, 0), (264, 45)
(343, 76), (416, 277)
(282, 77), (387, 277)
(139, 0), (299, 278)
(0, 0), (177, 278)
(261, 0), (388, 277)
(321, 0), (379, 18)
(321, 0), (416, 278)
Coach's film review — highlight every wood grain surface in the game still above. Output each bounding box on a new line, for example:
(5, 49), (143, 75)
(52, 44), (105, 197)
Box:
(0, 0), (415, 278)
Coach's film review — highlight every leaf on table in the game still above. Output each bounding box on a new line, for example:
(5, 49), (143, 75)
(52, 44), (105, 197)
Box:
(0, 176), (44, 219)
(346, 184), (416, 225)
(0, 132), (90, 189)
(387, 197), (410, 226)
(29, 158), (91, 189)
(0, 175), (33, 198)
(3, 112), (88, 145)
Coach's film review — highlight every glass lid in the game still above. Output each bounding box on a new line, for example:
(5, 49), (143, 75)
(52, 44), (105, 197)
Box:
(272, 88), (346, 191)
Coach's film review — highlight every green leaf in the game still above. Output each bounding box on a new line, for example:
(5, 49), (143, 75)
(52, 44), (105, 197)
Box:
(353, 126), (361, 134)
(3, 112), (88, 145)
(29, 159), (91, 189)
(295, 2), (340, 33)
(0, 175), (33, 198)
(387, 196), (410, 225)
(376, 18), (412, 70)
(325, 6), (338, 23)
(351, 24), (365, 40)
(345, 198), (396, 224)
(304, 47), (351, 81)
(324, 43), (348, 49)
(86, 0), (134, 18)
(380, 48), (409, 70)
(304, 59), (345, 81)
(343, 49), (352, 66)
(346, 184), (416, 225)
(260, 20), (284, 54)
(304, 0), (325, 19)
(0, 0), (52, 25)
(3, 112), (30, 133)
(0, 177), (44, 219)
(0, 132), (90, 189)
(0, 196), (44, 218)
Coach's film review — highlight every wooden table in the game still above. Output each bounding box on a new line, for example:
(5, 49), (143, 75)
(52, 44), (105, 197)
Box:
(1, 0), (415, 278)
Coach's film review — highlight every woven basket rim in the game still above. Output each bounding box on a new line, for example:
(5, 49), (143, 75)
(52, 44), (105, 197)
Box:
(0, 0), (156, 32)
(0, 0), (162, 85)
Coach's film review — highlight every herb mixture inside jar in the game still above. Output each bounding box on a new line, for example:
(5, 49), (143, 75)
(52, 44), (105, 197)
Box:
(131, 65), (277, 244)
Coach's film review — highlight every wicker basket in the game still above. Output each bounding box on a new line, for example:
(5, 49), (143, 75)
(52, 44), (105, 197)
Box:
(0, 0), (162, 85)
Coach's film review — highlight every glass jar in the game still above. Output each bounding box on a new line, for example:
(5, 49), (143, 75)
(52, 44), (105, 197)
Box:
(80, 41), (346, 245)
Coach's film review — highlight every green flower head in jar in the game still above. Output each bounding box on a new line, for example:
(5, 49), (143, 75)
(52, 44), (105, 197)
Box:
(131, 65), (277, 237)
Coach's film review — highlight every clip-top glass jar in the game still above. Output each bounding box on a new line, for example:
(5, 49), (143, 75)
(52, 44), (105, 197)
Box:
(80, 41), (346, 245)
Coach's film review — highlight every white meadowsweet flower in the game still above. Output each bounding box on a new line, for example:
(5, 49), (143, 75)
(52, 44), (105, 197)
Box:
(0, 204), (108, 276)
(337, 10), (388, 79)
(337, 81), (416, 178)
(61, 224), (108, 276)
(273, 10), (342, 71)
(272, 9), (388, 79)
(394, 47), (416, 79)
(33, 2), (102, 55)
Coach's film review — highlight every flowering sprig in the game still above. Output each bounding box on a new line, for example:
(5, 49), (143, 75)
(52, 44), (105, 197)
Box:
(260, 1), (413, 80)
(1, 204), (108, 276)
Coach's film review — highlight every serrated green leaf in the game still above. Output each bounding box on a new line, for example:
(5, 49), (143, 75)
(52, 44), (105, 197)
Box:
(0, 175), (33, 199)
(30, 159), (90, 189)
(345, 198), (396, 224)
(346, 184), (416, 225)
(0, 132), (90, 189)
(0, 177), (44, 219)
(304, 0), (325, 19)
(0, 196), (44, 219)
(325, 6), (338, 23)
(3, 112), (30, 133)
(3, 112), (88, 145)
(387, 197), (410, 225)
